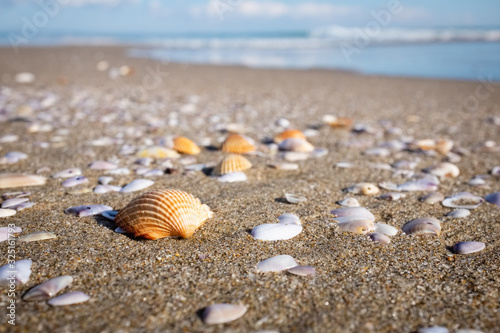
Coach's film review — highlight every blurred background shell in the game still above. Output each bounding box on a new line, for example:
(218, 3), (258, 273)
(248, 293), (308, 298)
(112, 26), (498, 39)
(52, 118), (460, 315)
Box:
(274, 129), (306, 144)
(172, 136), (200, 155)
(213, 154), (252, 176)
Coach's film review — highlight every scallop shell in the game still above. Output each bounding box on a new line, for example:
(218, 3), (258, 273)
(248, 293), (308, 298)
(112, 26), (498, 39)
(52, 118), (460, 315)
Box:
(221, 134), (255, 154)
(114, 189), (213, 239)
(213, 154), (252, 175)
(274, 129), (306, 144)
(0, 173), (46, 189)
(402, 217), (441, 236)
(172, 136), (201, 155)
(278, 138), (314, 152)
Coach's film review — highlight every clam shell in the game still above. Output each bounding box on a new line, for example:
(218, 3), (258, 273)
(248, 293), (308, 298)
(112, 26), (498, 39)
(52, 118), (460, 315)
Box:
(213, 154), (252, 175)
(88, 160), (118, 170)
(202, 303), (247, 325)
(374, 223), (398, 236)
(114, 189), (213, 239)
(18, 231), (57, 242)
(2, 197), (28, 208)
(344, 182), (380, 196)
(251, 223), (302, 241)
(0, 208), (17, 217)
(285, 193), (306, 204)
(274, 129), (306, 143)
(420, 192), (444, 204)
(446, 209), (470, 218)
(52, 168), (82, 179)
(336, 197), (360, 207)
(257, 255), (298, 272)
(287, 265), (316, 276)
(47, 291), (90, 306)
(23, 275), (73, 301)
(453, 241), (485, 254)
(441, 192), (484, 209)
(0, 226), (22, 242)
(136, 146), (180, 159)
(322, 115), (353, 129)
(0, 259), (32, 287)
(62, 176), (88, 188)
(278, 138), (314, 152)
(172, 136), (200, 155)
(485, 192), (500, 207)
(368, 232), (391, 244)
(338, 219), (374, 234)
(218, 172), (248, 182)
(64, 205), (113, 217)
(424, 162), (460, 178)
(120, 179), (155, 193)
(331, 207), (375, 221)
(278, 213), (301, 225)
(221, 134), (255, 154)
(0, 173), (46, 189)
(402, 217), (441, 236)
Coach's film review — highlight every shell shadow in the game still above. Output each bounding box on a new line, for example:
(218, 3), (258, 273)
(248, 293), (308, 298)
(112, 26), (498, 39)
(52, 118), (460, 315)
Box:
(94, 215), (116, 231)
(195, 307), (206, 322)
(274, 197), (290, 204)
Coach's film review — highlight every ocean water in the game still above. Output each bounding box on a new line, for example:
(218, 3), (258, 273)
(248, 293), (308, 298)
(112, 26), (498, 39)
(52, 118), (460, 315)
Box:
(2, 26), (500, 82)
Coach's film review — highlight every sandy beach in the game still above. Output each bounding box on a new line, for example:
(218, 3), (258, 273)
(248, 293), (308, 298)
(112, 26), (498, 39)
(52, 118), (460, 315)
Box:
(0, 46), (499, 333)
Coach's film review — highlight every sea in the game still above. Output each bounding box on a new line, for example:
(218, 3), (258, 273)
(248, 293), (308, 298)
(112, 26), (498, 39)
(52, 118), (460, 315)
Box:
(2, 25), (500, 82)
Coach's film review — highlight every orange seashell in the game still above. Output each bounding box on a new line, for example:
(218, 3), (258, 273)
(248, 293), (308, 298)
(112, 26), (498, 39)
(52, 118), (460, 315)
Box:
(274, 129), (306, 144)
(221, 134), (255, 154)
(173, 136), (201, 155)
(115, 189), (213, 239)
(322, 115), (353, 129)
(213, 154), (252, 175)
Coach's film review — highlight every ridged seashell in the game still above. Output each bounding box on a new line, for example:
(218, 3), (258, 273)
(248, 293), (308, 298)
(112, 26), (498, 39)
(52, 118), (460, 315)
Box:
(420, 192), (445, 204)
(213, 154), (252, 175)
(257, 255), (298, 272)
(374, 223), (398, 236)
(0, 226), (22, 242)
(278, 138), (314, 152)
(331, 207), (375, 221)
(172, 136), (201, 155)
(402, 217), (441, 236)
(221, 134), (255, 154)
(52, 168), (82, 179)
(322, 115), (353, 129)
(23, 276), (73, 301)
(336, 197), (360, 207)
(285, 193), (306, 204)
(114, 189), (213, 239)
(136, 146), (180, 159)
(0, 259), (32, 287)
(218, 172), (248, 182)
(485, 192), (500, 207)
(47, 291), (90, 306)
(64, 205), (113, 217)
(287, 265), (316, 276)
(446, 209), (470, 218)
(2, 197), (28, 208)
(424, 162), (460, 178)
(0, 173), (46, 189)
(0, 208), (17, 218)
(453, 241), (485, 254)
(120, 179), (155, 193)
(18, 231), (57, 242)
(338, 220), (374, 234)
(441, 192), (484, 209)
(202, 303), (247, 325)
(368, 232), (391, 244)
(274, 129), (306, 144)
(344, 182), (380, 196)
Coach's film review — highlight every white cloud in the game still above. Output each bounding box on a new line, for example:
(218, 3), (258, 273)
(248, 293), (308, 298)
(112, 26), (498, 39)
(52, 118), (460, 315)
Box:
(236, 1), (357, 19)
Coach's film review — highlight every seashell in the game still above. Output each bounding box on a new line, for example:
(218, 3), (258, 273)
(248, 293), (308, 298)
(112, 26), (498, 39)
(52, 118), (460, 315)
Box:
(287, 265), (316, 276)
(101, 210), (118, 221)
(64, 205), (113, 217)
(143, 169), (164, 177)
(368, 232), (391, 244)
(278, 213), (301, 225)
(18, 231), (57, 242)
(47, 291), (90, 306)
(68, 188), (92, 195)
(446, 209), (470, 218)
(336, 162), (355, 168)
(0, 259), (32, 287)
(274, 117), (290, 128)
(15, 72), (35, 83)
(424, 162), (460, 178)
(380, 178), (438, 192)
(98, 176), (113, 185)
(402, 217), (441, 236)
(311, 147), (328, 158)
(336, 197), (360, 207)
(202, 303), (247, 325)
(221, 134), (255, 154)
(268, 162), (299, 171)
(257, 255), (298, 272)
(172, 136), (201, 155)
(115, 227), (126, 233)
(106, 167), (130, 175)
(120, 179), (155, 193)
(0, 134), (18, 143)
(435, 139), (454, 155)
(331, 207), (375, 221)
(374, 223), (398, 236)
(88, 160), (118, 170)
(114, 189), (213, 239)
(2, 197), (29, 208)
(12, 202), (35, 212)
(368, 162), (392, 170)
(2, 191), (30, 200)
(251, 223), (302, 241)
(278, 138), (314, 152)
(378, 192), (406, 201)
(337, 220), (374, 234)
(281, 151), (309, 161)
(94, 184), (122, 194)
(52, 168), (82, 179)
(455, 330), (484, 333)
(343, 182), (380, 196)
(0, 226), (22, 242)
(453, 241), (485, 254)
(413, 139), (436, 151)
(274, 129), (306, 144)
(0, 208), (17, 218)
(184, 163), (211, 172)
(392, 160), (418, 170)
(1, 151), (28, 164)
(62, 176), (88, 188)
(285, 193), (306, 204)
(23, 276), (73, 301)
(364, 147), (390, 157)
(213, 154), (252, 176)
(420, 192), (445, 204)
(441, 192), (484, 209)
(418, 327), (449, 333)
(0, 173), (47, 189)
(468, 175), (488, 186)
(218, 172), (247, 183)
(322, 115), (353, 129)
(485, 192), (500, 207)
(136, 146), (180, 159)
(491, 166), (500, 176)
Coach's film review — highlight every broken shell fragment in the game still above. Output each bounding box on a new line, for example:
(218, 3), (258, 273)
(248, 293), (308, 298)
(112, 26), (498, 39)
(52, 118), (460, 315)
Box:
(441, 192), (484, 209)
(257, 255), (298, 272)
(18, 231), (57, 242)
(336, 197), (360, 207)
(64, 205), (113, 217)
(287, 265), (316, 276)
(402, 217), (441, 236)
(420, 192), (445, 204)
(337, 219), (374, 234)
(285, 193), (306, 204)
(172, 136), (201, 155)
(446, 209), (470, 218)
(213, 154), (252, 176)
(47, 291), (90, 306)
(23, 275), (73, 301)
(202, 303), (247, 325)
(0, 173), (47, 189)
(343, 183), (379, 196)
(114, 189), (213, 239)
(0, 259), (32, 287)
(453, 241), (485, 254)
(221, 134), (255, 154)
(368, 232), (391, 244)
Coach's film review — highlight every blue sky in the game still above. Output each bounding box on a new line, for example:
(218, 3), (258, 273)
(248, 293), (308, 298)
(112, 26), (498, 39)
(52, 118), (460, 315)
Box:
(1, 0), (500, 35)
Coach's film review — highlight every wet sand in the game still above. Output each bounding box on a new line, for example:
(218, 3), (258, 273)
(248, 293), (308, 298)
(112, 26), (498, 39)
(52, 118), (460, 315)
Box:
(0, 46), (499, 333)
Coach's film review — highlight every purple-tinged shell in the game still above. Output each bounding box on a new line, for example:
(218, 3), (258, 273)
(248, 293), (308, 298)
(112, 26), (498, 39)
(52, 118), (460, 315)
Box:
(331, 207), (375, 221)
(1, 197), (28, 208)
(0, 259), (32, 286)
(441, 192), (484, 209)
(453, 241), (485, 254)
(485, 192), (500, 207)
(64, 205), (113, 217)
(47, 291), (90, 306)
(287, 265), (316, 276)
(403, 217), (441, 236)
(257, 255), (298, 272)
(368, 232), (391, 244)
(62, 176), (88, 188)
(23, 275), (73, 301)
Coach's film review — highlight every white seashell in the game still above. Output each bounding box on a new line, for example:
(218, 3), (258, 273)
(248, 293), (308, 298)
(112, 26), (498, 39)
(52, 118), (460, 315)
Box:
(344, 182), (380, 196)
(120, 179), (154, 193)
(420, 192), (445, 204)
(281, 151), (309, 161)
(202, 303), (247, 325)
(0, 259), (32, 287)
(0, 226), (22, 242)
(268, 162), (299, 171)
(23, 275), (73, 301)
(2, 197), (28, 208)
(102, 210), (118, 221)
(2, 191), (30, 200)
(380, 178), (438, 192)
(62, 176), (89, 188)
(15, 72), (35, 83)
(311, 148), (328, 158)
(94, 185), (122, 194)
(336, 197), (360, 207)
(468, 176), (487, 186)
(0, 208), (17, 218)
(285, 193), (306, 204)
(441, 192), (484, 209)
(257, 255), (298, 272)
(47, 291), (90, 306)
(18, 231), (57, 242)
(143, 169), (164, 177)
(13, 202), (36, 211)
(337, 220), (374, 234)
(0, 134), (19, 143)
(251, 223), (302, 241)
(336, 162), (355, 168)
(403, 217), (441, 236)
(218, 172), (247, 183)
(98, 176), (113, 185)
(331, 207), (375, 221)
(446, 209), (470, 218)
(105, 168), (130, 175)
(52, 168), (82, 179)
(88, 160), (118, 170)
(374, 223), (398, 236)
(491, 166), (500, 176)
(424, 162), (459, 178)
(278, 213), (301, 225)
(278, 138), (314, 152)
(364, 147), (390, 157)
(64, 205), (113, 217)
(287, 265), (316, 276)
(418, 327), (449, 333)
(368, 232), (391, 244)
(453, 241), (485, 254)
(378, 192), (406, 201)
(368, 163), (393, 171)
